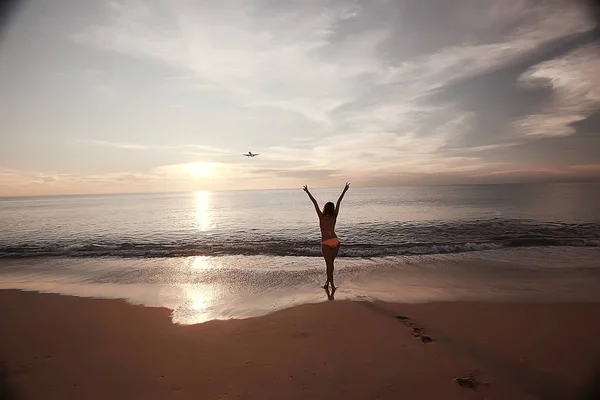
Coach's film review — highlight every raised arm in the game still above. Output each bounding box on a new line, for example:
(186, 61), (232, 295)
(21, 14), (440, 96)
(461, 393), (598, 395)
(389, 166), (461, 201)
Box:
(303, 185), (322, 217)
(335, 182), (350, 216)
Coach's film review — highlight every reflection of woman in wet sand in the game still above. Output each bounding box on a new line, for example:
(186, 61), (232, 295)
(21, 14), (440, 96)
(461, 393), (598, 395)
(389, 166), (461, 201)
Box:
(303, 183), (350, 291)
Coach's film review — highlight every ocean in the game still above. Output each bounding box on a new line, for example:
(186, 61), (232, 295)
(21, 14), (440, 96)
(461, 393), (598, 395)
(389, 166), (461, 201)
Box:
(1, 183), (600, 323)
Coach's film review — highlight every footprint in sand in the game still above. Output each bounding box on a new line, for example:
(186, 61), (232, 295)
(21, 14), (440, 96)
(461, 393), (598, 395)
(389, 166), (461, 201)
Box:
(395, 315), (434, 344)
(453, 371), (491, 391)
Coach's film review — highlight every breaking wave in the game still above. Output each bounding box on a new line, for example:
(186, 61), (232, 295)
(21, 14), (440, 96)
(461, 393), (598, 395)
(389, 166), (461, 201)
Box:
(1, 219), (599, 258)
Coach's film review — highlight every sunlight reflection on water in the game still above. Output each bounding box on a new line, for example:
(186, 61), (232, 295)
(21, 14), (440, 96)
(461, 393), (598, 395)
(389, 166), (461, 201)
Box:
(195, 190), (211, 231)
(1, 248), (600, 324)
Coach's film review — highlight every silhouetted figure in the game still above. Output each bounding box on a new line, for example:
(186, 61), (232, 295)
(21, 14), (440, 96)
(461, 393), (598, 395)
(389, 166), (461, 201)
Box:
(303, 183), (350, 290)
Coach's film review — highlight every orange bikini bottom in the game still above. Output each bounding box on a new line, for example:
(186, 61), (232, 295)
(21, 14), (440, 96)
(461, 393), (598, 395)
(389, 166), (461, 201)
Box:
(321, 238), (340, 248)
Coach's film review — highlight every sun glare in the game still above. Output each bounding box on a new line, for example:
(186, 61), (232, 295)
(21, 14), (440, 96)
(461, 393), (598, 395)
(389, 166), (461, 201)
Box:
(191, 256), (215, 270)
(195, 190), (211, 231)
(186, 162), (215, 178)
(190, 291), (207, 312)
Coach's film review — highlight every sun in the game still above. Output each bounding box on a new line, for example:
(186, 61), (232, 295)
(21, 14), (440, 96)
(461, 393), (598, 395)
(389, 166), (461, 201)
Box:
(185, 162), (215, 178)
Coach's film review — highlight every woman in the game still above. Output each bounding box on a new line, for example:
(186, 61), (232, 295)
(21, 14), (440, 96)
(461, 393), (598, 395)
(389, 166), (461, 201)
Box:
(303, 182), (350, 291)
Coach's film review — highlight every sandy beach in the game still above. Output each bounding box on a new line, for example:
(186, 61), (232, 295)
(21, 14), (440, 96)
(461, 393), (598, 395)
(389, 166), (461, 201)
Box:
(1, 290), (599, 399)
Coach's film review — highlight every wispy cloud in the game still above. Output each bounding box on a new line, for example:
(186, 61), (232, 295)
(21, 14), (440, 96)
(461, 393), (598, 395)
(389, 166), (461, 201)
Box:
(76, 139), (171, 150)
(77, 139), (235, 156)
(70, 0), (598, 150)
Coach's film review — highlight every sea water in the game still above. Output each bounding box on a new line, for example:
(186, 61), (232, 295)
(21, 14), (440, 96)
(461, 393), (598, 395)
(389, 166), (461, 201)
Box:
(1, 183), (599, 323)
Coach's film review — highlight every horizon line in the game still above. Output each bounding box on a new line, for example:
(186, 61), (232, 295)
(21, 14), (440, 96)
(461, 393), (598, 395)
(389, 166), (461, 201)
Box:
(2, 179), (600, 199)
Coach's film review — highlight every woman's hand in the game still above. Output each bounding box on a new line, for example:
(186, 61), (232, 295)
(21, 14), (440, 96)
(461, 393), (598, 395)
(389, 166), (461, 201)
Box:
(303, 185), (309, 193)
(343, 182), (350, 192)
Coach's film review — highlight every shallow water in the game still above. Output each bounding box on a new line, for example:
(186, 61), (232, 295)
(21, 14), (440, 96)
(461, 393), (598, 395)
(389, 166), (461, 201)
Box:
(1, 247), (599, 324)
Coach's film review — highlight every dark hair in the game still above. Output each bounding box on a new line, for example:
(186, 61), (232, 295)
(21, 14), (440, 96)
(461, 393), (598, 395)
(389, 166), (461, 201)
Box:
(323, 202), (336, 216)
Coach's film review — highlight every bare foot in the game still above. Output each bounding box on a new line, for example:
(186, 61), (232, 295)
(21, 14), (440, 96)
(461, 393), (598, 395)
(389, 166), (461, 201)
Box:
(323, 282), (329, 289)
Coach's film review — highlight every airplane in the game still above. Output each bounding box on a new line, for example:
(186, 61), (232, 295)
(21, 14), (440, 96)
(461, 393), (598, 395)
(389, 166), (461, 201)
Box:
(243, 151), (260, 157)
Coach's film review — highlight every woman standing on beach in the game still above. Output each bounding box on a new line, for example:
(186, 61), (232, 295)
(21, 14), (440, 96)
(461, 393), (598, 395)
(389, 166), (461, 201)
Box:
(303, 183), (350, 291)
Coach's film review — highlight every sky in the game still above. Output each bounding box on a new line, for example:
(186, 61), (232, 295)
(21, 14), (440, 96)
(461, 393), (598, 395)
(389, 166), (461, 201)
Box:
(1, 0), (599, 196)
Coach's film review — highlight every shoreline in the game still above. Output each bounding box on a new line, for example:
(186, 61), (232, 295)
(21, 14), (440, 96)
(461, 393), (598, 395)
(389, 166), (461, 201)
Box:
(2, 247), (600, 325)
(2, 290), (600, 399)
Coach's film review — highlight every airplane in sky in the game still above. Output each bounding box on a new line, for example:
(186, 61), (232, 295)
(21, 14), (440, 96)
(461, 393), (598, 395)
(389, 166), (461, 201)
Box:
(243, 151), (260, 157)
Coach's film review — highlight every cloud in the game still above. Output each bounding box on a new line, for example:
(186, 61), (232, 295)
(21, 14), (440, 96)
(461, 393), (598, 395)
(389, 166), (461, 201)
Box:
(249, 167), (341, 184)
(77, 139), (238, 158)
(76, 139), (172, 150)
(446, 142), (521, 153)
(512, 42), (600, 137)
(569, 109), (600, 137)
(71, 0), (599, 134)
(70, 0), (351, 126)
(2, 0), (600, 196)
(427, 34), (598, 144)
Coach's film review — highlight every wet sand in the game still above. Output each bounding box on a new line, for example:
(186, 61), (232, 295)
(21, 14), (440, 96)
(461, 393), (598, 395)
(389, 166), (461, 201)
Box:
(1, 289), (600, 399)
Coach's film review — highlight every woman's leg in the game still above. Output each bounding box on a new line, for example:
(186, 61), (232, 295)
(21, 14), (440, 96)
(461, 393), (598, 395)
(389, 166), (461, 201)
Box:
(332, 243), (340, 259)
(330, 244), (340, 289)
(322, 244), (334, 288)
